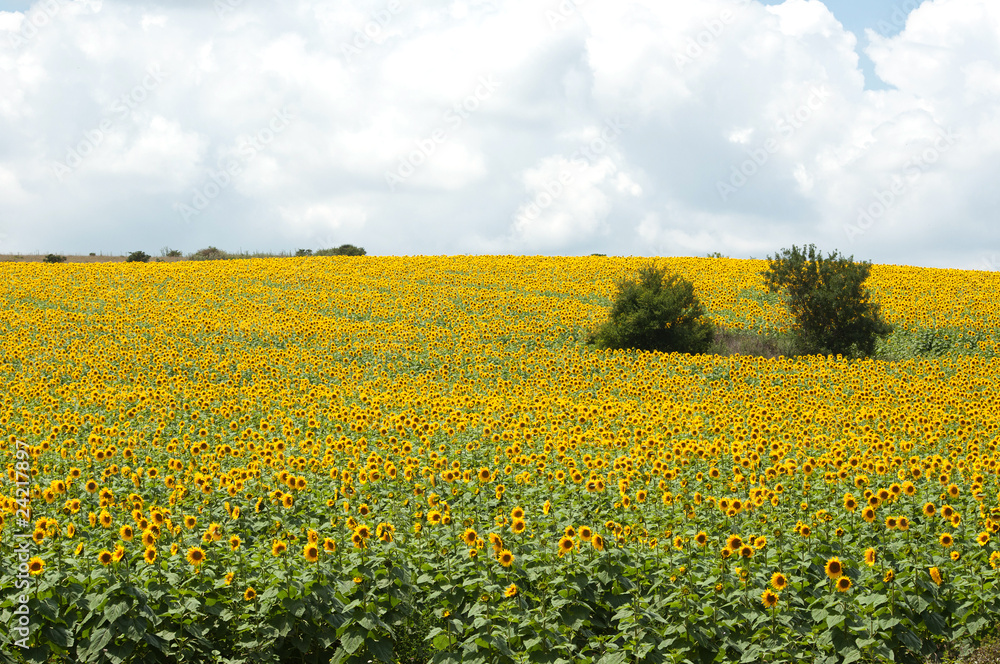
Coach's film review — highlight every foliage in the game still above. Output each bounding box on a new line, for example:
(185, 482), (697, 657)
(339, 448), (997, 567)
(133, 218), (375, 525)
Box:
(160, 247), (183, 258)
(762, 245), (893, 358)
(126, 251), (151, 263)
(295, 249), (313, 257)
(43, 254), (66, 263)
(587, 264), (715, 354)
(706, 251), (728, 258)
(314, 244), (367, 257)
(189, 246), (230, 261)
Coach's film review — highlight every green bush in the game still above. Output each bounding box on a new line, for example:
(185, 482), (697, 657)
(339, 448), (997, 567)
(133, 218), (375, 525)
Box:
(587, 264), (715, 354)
(160, 247), (183, 257)
(314, 244), (367, 256)
(762, 244), (892, 358)
(295, 248), (314, 257)
(43, 254), (67, 263)
(126, 250), (151, 263)
(189, 246), (229, 261)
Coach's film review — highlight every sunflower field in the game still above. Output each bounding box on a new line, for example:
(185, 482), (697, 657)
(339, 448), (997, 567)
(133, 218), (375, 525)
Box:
(1, 256), (1000, 664)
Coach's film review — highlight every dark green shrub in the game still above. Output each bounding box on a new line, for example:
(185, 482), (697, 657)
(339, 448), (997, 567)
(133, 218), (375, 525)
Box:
(762, 244), (892, 358)
(587, 264), (715, 354)
(295, 248), (314, 257)
(89, 252), (96, 256)
(126, 250), (151, 263)
(706, 251), (728, 258)
(44, 254), (67, 263)
(160, 247), (183, 257)
(189, 246), (229, 261)
(314, 244), (367, 256)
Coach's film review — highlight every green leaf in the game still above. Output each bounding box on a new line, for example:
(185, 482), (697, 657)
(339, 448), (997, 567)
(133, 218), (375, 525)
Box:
(86, 626), (114, 654)
(841, 647), (862, 664)
(923, 612), (947, 636)
(897, 628), (921, 653)
(596, 651), (626, 664)
(368, 637), (394, 663)
(340, 627), (366, 655)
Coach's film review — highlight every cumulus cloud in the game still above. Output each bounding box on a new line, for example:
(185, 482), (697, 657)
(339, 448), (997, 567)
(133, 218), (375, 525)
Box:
(0, 0), (997, 268)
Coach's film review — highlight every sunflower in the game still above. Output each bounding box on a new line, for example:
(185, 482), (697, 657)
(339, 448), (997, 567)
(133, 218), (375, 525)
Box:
(497, 549), (514, 567)
(939, 533), (954, 548)
(726, 534), (743, 550)
(897, 517), (909, 531)
(272, 540), (287, 556)
(504, 583), (518, 598)
(186, 546), (206, 566)
(864, 548), (877, 566)
(99, 511), (112, 528)
(98, 549), (113, 566)
(355, 524), (372, 540)
(66, 523), (76, 538)
(112, 545), (125, 563)
(427, 510), (442, 525)
(695, 531), (708, 546)
(511, 507), (525, 520)
(141, 530), (156, 547)
(303, 543), (320, 562)
(770, 572), (788, 590)
(824, 557), (844, 580)
(542, 500), (551, 515)
(989, 551), (1000, 569)
(929, 567), (943, 585)
(843, 494), (857, 511)
(739, 545), (754, 559)
(799, 525), (811, 537)
(225, 572), (234, 586)
(27, 557), (44, 575)
(229, 535), (241, 551)
(923, 502), (936, 517)
(184, 515), (197, 529)
(478, 468), (492, 482)
(761, 589), (779, 608)
(462, 528), (478, 546)
(579, 526), (593, 542)
(861, 507), (876, 523)
(564, 526), (576, 538)
(835, 576), (852, 592)
(592, 534), (605, 551)
(511, 519), (526, 534)
(885, 516), (897, 530)
(558, 536), (574, 556)
(143, 547), (157, 564)
(244, 586), (257, 601)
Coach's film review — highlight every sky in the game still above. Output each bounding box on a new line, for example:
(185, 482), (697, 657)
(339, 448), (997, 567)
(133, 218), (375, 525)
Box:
(0, 0), (998, 270)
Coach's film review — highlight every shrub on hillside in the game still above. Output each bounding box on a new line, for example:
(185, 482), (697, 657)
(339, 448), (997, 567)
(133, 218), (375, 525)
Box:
(44, 254), (67, 263)
(314, 244), (366, 256)
(126, 251), (151, 263)
(160, 247), (183, 257)
(295, 249), (313, 257)
(587, 264), (715, 354)
(189, 246), (229, 261)
(762, 244), (892, 358)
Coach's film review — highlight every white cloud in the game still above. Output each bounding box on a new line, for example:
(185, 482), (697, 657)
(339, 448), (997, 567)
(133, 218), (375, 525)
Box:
(0, 0), (997, 268)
